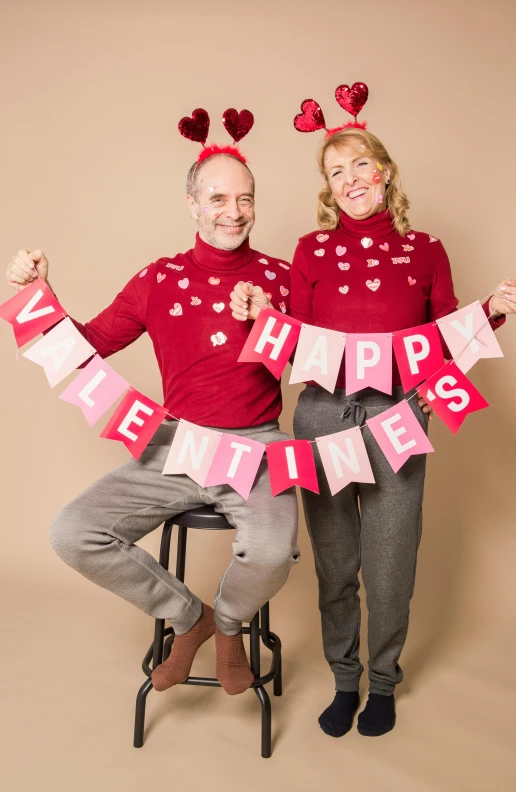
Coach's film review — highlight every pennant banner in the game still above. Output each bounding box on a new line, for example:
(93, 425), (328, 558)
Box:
(392, 322), (445, 393)
(266, 439), (319, 496)
(437, 301), (503, 374)
(22, 317), (96, 387)
(345, 333), (393, 396)
(59, 355), (130, 426)
(416, 361), (489, 434)
(0, 279), (64, 347)
(316, 426), (375, 495)
(238, 307), (302, 379)
(366, 400), (435, 473)
(100, 388), (167, 459)
(163, 419), (222, 485)
(204, 433), (266, 500)
(289, 324), (346, 393)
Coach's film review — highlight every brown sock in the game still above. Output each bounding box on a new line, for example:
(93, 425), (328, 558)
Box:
(151, 603), (215, 692)
(215, 626), (255, 695)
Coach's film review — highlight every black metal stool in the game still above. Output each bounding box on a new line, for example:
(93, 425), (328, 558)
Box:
(134, 506), (282, 758)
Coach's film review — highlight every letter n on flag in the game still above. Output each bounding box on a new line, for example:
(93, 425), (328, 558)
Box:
(392, 322), (444, 393)
(100, 388), (167, 459)
(162, 420), (222, 485)
(0, 279), (64, 347)
(266, 439), (319, 496)
(416, 361), (489, 434)
(238, 307), (302, 379)
(316, 427), (375, 495)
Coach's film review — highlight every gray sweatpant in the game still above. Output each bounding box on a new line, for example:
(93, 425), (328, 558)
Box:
(50, 420), (299, 636)
(293, 386), (428, 696)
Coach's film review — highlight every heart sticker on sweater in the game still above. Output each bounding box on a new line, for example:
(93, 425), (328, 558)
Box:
(336, 245), (347, 256)
(366, 279), (381, 291)
(166, 263), (184, 271)
(379, 243), (389, 251)
(367, 259), (379, 267)
(139, 269), (148, 277)
(178, 278), (189, 289)
(317, 234), (329, 243)
(402, 244), (414, 252)
(258, 258), (268, 265)
(361, 238), (373, 249)
(157, 273), (166, 283)
(208, 277), (220, 285)
(408, 277), (417, 286)
(339, 285), (349, 294)
(191, 296), (201, 305)
(407, 233), (416, 240)
(279, 301), (287, 313)
(265, 270), (276, 280)
(338, 262), (350, 270)
(169, 303), (182, 316)
(429, 236), (438, 243)
(278, 262), (290, 270)
(211, 332), (227, 346)
(314, 249), (325, 257)
(213, 303), (225, 313)
(280, 285), (289, 296)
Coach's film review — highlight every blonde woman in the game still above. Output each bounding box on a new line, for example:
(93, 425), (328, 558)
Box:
(230, 126), (515, 737)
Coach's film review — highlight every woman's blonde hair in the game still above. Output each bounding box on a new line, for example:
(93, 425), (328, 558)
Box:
(317, 128), (411, 237)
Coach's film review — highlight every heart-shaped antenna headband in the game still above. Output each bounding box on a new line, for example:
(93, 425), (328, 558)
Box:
(293, 82), (369, 137)
(178, 107), (254, 166)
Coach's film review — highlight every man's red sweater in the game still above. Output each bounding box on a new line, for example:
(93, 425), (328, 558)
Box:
(70, 234), (291, 428)
(290, 210), (505, 390)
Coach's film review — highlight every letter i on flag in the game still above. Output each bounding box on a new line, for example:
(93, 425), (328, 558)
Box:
(0, 279), (64, 347)
(163, 419), (222, 485)
(22, 317), (96, 387)
(238, 307), (302, 379)
(100, 388), (167, 459)
(316, 427), (375, 495)
(204, 434), (266, 499)
(59, 355), (130, 426)
(266, 439), (319, 496)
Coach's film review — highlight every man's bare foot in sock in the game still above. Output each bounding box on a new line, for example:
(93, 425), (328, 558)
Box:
(151, 603), (215, 691)
(215, 625), (255, 695)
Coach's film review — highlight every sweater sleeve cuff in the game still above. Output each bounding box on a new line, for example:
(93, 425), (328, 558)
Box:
(482, 298), (507, 331)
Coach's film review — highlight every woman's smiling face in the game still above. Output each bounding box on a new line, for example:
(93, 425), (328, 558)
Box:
(324, 142), (391, 221)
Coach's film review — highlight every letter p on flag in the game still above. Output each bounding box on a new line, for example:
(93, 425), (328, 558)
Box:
(238, 307), (302, 379)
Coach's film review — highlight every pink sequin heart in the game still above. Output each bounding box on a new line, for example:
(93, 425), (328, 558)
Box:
(408, 277), (416, 286)
(317, 234), (329, 243)
(339, 285), (349, 294)
(178, 278), (189, 289)
(407, 233), (416, 240)
(379, 243), (389, 251)
(265, 270), (276, 280)
(366, 279), (381, 292)
(338, 262), (350, 270)
(336, 245), (347, 256)
(208, 277), (220, 285)
(157, 273), (166, 283)
(361, 238), (373, 249)
(169, 303), (182, 316)
(280, 285), (289, 296)
(139, 269), (148, 277)
(166, 263), (184, 271)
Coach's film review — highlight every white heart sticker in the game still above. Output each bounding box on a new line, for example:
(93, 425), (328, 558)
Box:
(366, 279), (381, 292)
(213, 303), (225, 313)
(361, 238), (373, 248)
(178, 278), (189, 289)
(314, 249), (325, 257)
(316, 234), (329, 242)
(169, 303), (182, 316)
(338, 262), (350, 271)
(258, 258), (268, 265)
(139, 269), (148, 278)
(157, 273), (166, 283)
(339, 286), (349, 294)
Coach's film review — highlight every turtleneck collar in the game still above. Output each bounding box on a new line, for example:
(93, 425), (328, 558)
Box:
(338, 208), (396, 240)
(192, 232), (254, 273)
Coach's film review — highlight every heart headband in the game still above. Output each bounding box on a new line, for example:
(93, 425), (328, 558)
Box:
(178, 107), (254, 165)
(293, 82), (369, 137)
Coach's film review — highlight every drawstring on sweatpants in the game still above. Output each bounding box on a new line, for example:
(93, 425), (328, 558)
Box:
(340, 399), (366, 428)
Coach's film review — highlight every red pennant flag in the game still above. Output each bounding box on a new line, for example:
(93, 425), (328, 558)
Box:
(238, 307), (302, 379)
(100, 388), (167, 459)
(416, 361), (489, 434)
(0, 279), (64, 347)
(266, 439), (319, 496)
(392, 322), (445, 393)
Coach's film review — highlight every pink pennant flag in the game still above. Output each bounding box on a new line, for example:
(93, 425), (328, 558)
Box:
(22, 317), (96, 387)
(100, 388), (167, 459)
(59, 355), (129, 426)
(289, 324), (346, 393)
(266, 439), (319, 496)
(392, 322), (445, 393)
(416, 361), (489, 434)
(204, 433), (265, 500)
(238, 307), (302, 379)
(436, 301), (503, 373)
(366, 400), (434, 473)
(316, 427), (375, 495)
(0, 279), (64, 347)
(345, 333), (393, 396)
(163, 419), (222, 486)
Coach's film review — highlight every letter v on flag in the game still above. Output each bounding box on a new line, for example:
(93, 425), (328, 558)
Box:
(238, 307), (302, 379)
(266, 439), (319, 496)
(0, 279), (64, 347)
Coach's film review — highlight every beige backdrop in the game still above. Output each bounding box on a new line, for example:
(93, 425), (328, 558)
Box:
(1, 1), (515, 790)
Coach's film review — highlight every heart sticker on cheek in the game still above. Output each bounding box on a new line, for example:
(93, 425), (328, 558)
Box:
(336, 246), (347, 256)
(338, 262), (350, 270)
(339, 285), (349, 294)
(361, 238), (373, 249)
(372, 174), (382, 183)
(208, 277), (220, 285)
(170, 303), (182, 316)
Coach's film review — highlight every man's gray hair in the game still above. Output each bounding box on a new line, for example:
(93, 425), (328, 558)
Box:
(186, 154), (255, 199)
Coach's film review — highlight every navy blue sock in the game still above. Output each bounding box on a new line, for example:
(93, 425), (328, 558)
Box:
(318, 691), (360, 738)
(357, 693), (396, 736)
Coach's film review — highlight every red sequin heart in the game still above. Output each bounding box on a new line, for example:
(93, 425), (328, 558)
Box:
(222, 108), (254, 142)
(294, 99), (326, 133)
(335, 83), (369, 118)
(178, 108), (210, 145)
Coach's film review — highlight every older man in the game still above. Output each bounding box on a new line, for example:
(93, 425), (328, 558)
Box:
(6, 152), (298, 695)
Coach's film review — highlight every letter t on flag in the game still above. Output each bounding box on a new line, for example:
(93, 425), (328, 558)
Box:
(204, 434), (265, 499)
(100, 388), (167, 459)
(0, 279), (64, 347)
(266, 439), (319, 496)
(238, 307), (302, 379)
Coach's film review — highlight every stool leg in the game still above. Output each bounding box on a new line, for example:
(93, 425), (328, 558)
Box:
(250, 612), (261, 678)
(134, 679), (153, 748)
(176, 525), (188, 583)
(254, 686), (272, 759)
(261, 603), (282, 697)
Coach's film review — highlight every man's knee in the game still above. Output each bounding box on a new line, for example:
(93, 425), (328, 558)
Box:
(234, 535), (300, 571)
(50, 504), (94, 572)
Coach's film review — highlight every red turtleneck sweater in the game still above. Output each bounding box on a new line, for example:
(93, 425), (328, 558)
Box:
(290, 210), (505, 389)
(70, 234), (291, 427)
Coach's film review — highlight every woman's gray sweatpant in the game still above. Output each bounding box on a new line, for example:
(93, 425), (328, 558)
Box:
(294, 385), (428, 696)
(50, 420), (299, 636)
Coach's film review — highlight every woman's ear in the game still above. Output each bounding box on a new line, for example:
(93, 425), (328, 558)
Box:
(384, 166), (392, 185)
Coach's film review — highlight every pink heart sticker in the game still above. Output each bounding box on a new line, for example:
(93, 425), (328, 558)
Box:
(361, 238), (373, 249)
(336, 245), (347, 256)
(408, 276), (416, 286)
(265, 270), (276, 280)
(258, 258), (268, 265)
(191, 296), (201, 305)
(157, 273), (166, 283)
(338, 262), (350, 270)
(339, 285), (349, 294)
(366, 279), (381, 292)
(280, 285), (289, 296)
(170, 303), (182, 316)
(208, 277), (220, 285)
(317, 234), (329, 243)
(314, 249), (325, 257)
(429, 236), (438, 243)
(407, 233), (415, 240)
(178, 278), (189, 289)
(139, 269), (148, 278)
(379, 243), (389, 251)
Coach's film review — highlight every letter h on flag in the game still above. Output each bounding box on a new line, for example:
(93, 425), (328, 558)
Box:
(238, 307), (302, 379)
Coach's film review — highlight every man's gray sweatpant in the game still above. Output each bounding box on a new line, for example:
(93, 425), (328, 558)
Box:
(294, 385), (428, 696)
(50, 420), (299, 636)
